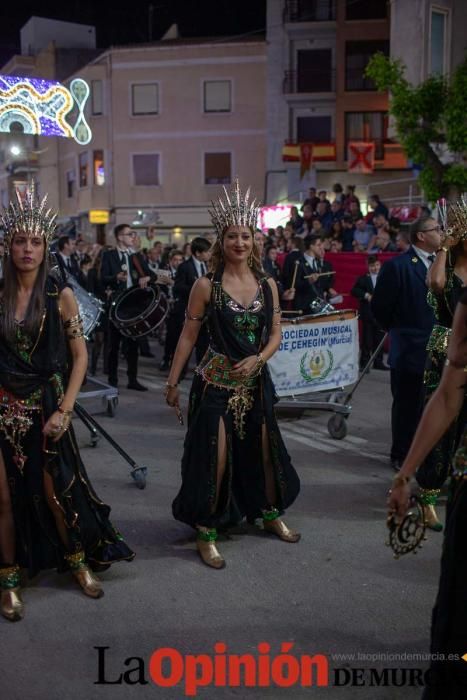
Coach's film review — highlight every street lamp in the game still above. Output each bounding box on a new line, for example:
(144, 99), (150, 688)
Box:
(10, 145), (21, 156)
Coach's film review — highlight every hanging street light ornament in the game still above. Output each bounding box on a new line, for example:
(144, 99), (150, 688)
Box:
(0, 74), (92, 145)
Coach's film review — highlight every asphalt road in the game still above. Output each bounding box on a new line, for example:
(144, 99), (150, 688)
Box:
(0, 346), (443, 700)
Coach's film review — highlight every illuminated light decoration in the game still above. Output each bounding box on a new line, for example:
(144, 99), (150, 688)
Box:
(0, 74), (92, 145)
(259, 205), (294, 231)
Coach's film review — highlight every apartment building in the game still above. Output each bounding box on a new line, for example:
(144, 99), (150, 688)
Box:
(0, 19), (267, 243)
(266, 0), (411, 208)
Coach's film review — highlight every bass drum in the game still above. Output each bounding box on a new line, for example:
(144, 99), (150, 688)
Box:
(109, 285), (168, 338)
(50, 265), (103, 339)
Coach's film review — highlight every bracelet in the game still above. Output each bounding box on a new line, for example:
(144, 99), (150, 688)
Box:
(166, 382), (178, 389)
(58, 405), (73, 416)
(436, 247), (448, 253)
(392, 474), (410, 488)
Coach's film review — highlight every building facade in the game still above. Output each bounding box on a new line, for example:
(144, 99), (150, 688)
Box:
(266, 0), (413, 210)
(0, 21), (266, 244)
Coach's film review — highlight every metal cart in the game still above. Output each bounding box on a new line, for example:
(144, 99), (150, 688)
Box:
(270, 310), (386, 440)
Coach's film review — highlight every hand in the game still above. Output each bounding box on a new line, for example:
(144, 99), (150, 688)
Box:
(308, 273), (319, 284)
(442, 230), (459, 248)
(117, 271), (127, 281)
(282, 288), (295, 301)
(164, 385), (180, 408)
(387, 480), (411, 522)
(139, 276), (150, 289)
(43, 410), (70, 442)
(364, 292), (372, 301)
(231, 355), (259, 379)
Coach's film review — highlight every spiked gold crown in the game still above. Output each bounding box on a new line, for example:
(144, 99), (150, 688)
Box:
(437, 197), (467, 241)
(0, 181), (58, 254)
(208, 179), (260, 238)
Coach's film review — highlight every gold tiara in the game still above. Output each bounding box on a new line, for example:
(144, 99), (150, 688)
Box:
(208, 179), (260, 238)
(437, 197), (467, 240)
(0, 181), (57, 254)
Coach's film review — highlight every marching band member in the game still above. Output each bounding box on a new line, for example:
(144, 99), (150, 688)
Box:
(100, 224), (150, 391)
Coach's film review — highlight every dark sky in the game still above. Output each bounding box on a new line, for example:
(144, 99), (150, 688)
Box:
(0, 1), (266, 64)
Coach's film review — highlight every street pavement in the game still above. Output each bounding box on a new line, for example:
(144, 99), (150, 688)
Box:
(0, 345), (443, 700)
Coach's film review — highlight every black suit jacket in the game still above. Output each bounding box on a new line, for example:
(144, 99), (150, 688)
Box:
(371, 247), (435, 373)
(351, 273), (377, 321)
(100, 248), (146, 293)
(290, 253), (320, 315)
(173, 257), (201, 315)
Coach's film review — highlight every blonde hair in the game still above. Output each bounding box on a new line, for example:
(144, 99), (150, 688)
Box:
(209, 227), (263, 277)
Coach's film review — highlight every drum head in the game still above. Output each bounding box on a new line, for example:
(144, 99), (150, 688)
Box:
(115, 286), (157, 322)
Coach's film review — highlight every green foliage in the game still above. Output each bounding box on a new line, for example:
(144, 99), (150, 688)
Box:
(366, 53), (467, 200)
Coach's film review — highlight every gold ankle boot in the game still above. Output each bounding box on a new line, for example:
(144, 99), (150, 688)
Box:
(0, 566), (23, 622)
(422, 504), (443, 532)
(419, 489), (443, 532)
(263, 518), (301, 543)
(65, 551), (104, 598)
(196, 529), (226, 569)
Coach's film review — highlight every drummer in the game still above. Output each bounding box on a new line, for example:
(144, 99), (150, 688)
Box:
(287, 234), (325, 316)
(100, 224), (149, 391)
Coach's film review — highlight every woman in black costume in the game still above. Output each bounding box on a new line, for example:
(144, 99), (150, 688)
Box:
(0, 186), (134, 622)
(165, 181), (300, 569)
(416, 234), (467, 530)
(388, 289), (467, 699)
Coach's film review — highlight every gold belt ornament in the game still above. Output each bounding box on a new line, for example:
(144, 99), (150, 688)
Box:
(196, 349), (259, 438)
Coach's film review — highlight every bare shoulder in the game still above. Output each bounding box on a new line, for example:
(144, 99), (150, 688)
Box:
(192, 276), (212, 300)
(59, 285), (79, 315)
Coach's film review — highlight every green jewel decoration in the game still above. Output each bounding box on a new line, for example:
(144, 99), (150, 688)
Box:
(262, 507), (280, 522)
(419, 489), (440, 506)
(196, 528), (218, 542)
(0, 565), (20, 590)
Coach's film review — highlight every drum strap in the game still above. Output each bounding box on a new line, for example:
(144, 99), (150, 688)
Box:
(131, 253), (146, 279)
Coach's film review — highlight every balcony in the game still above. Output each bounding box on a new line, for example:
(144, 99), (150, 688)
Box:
(5, 152), (39, 176)
(284, 0), (336, 22)
(283, 69), (335, 94)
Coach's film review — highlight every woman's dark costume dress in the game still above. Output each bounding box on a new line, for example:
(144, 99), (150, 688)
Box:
(423, 287), (467, 698)
(172, 272), (300, 529)
(416, 268), (466, 491)
(0, 277), (134, 576)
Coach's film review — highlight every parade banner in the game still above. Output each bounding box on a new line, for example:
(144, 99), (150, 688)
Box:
(269, 314), (359, 396)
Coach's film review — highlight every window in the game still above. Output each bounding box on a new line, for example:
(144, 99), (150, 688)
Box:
(93, 150), (105, 186)
(66, 170), (75, 198)
(431, 9), (448, 75)
(204, 153), (231, 185)
(78, 152), (88, 188)
(345, 41), (390, 91)
(345, 112), (387, 160)
(297, 116), (332, 143)
(91, 80), (103, 115)
(133, 154), (160, 186)
(286, 0), (336, 22)
(345, 0), (387, 20)
(297, 49), (333, 92)
(204, 80), (231, 113)
(131, 83), (159, 115)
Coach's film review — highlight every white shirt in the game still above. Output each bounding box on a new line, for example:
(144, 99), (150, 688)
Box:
(192, 256), (206, 278)
(117, 247), (133, 288)
(412, 245), (435, 270)
(304, 253), (318, 272)
(370, 273), (378, 289)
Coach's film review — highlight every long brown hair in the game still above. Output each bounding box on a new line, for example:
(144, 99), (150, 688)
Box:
(209, 226), (264, 277)
(1, 244), (49, 343)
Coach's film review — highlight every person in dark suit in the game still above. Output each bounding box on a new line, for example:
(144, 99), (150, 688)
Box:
(56, 235), (82, 283)
(170, 236), (211, 367)
(100, 224), (151, 391)
(371, 216), (442, 470)
(289, 234), (324, 316)
(351, 255), (387, 371)
(158, 248), (184, 371)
